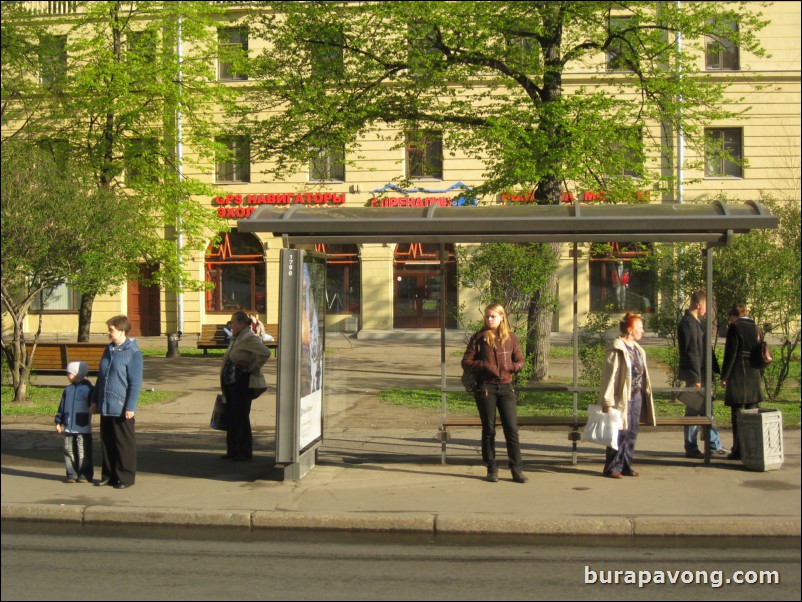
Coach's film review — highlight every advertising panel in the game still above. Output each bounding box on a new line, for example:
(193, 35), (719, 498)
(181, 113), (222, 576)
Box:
(276, 249), (326, 473)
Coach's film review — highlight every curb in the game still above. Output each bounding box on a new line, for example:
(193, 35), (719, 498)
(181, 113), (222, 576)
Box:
(3, 504), (800, 537)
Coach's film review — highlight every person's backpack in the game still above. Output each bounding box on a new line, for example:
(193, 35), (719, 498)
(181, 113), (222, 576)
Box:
(461, 337), (481, 392)
(461, 368), (479, 392)
(749, 327), (773, 370)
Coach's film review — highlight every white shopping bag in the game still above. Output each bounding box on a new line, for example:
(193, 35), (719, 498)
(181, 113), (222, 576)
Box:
(583, 404), (623, 450)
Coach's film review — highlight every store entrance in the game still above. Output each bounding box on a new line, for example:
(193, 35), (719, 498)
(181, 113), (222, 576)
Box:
(127, 265), (161, 337)
(394, 272), (443, 328)
(393, 243), (457, 329)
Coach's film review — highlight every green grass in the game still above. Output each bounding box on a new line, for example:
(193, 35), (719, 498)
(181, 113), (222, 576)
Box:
(1, 386), (178, 417)
(378, 387), (800, 426)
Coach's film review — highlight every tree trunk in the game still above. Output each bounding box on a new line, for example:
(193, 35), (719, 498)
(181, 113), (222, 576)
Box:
(525, 244), (560, 382)
(77, 292), (96, 342)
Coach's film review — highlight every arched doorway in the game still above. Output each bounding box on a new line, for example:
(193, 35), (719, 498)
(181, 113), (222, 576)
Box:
(205, 230), (266, 314)
(393, 243), (457, 329)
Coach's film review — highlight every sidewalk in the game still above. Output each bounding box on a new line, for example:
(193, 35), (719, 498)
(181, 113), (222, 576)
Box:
(2, 335), (800, 537)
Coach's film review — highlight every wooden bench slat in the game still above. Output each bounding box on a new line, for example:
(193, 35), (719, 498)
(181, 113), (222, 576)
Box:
(197, 323), (279, 354)
(24, 342), (106, 375)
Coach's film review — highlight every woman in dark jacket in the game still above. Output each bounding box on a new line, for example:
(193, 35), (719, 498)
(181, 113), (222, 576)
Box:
(220, 311), (270, 461)
(720, 305), (763, 460)
(461, 303), (527, 483)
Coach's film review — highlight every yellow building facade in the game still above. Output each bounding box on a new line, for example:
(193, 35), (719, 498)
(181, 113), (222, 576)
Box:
(14, 2), (801, 340)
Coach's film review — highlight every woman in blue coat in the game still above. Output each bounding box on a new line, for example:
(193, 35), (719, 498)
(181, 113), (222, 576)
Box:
(91, 315), (143, 489)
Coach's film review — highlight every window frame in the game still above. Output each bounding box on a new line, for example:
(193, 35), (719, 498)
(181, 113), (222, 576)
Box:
(589, 242), (654, 314)
(218, 27), (248, 81)
(39, 34), (67, 86)
(606, 17), (634, 72)
(30, 283), (81, 313)
(309, 146), (346, 182)
(610, 127), (645, 178)
(705, 21), (740, 71)
(405, 130), (444, 180)
(310, 26), (345, 80)
(314, 243), (361, 315)
(125, 136), (160, 186)
(704, 127), (743, 178)
(204, 231), (266, 313)
(215, 135), (251, 183)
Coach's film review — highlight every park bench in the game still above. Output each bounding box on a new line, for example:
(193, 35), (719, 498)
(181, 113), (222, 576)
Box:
(23, 342), (107, 375)
(197, 323), (279, 355)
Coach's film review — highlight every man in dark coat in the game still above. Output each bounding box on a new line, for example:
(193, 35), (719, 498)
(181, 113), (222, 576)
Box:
(677, 290), (726, 458)
(720, 305), (764, 460)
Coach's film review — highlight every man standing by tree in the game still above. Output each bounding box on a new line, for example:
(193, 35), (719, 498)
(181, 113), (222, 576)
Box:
(677, 290), (727, 458)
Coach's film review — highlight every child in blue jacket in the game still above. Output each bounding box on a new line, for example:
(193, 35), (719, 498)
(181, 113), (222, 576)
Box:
(54, 361), (94, 483)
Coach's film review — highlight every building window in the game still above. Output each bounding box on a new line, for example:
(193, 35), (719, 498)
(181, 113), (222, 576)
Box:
(407, 21), (442, 77)
(31, 283), (81, 312)
(610, 128), (644, 178)
(309, 146), (345, 182)
(606, 17), (633, 72)
(125, 137), (159, 186)
(505, 34), (540, 74)
(406, 130), (443, 179)
(215, 136), (250, 183)
(127, 29), (157, 65)
(589, 242), (654, 313)
(705, 128), (743, 178)
(315, 243), (360, 314)
(39, 34), (67, 86)
(205, 230), (265, 313)
(311, 26), (344, 79)
(218, 27), (248, 81)
(706, 21), (739, 70)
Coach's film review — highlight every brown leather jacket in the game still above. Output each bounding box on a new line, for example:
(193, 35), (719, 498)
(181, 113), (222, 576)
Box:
(461, 330), (524, 386)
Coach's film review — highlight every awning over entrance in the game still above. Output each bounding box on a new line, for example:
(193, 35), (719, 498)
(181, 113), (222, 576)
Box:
(238, 200), (777, 245)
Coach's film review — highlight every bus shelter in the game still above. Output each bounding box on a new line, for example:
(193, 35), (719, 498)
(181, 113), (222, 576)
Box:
(239, 201), (778, 468)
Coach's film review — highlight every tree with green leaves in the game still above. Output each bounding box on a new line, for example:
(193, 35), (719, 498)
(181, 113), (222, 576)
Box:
(1, 142), (141, 402)
(2, 1), (235, 341)
(458, 242), (558, 381)
(241, 1), (768, 378)
(714, 196), (801, 401)
(636, 195), (800, 402)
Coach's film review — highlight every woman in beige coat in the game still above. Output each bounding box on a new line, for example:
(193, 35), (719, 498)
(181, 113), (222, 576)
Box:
(220, 311), (270, 461)
(598, 313), (656, 478)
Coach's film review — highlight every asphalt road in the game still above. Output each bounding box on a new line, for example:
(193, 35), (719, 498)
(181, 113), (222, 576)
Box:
(2, 522), (800, 601)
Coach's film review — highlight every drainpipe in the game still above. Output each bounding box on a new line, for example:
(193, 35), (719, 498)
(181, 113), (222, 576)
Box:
(176, 16), (185, 335)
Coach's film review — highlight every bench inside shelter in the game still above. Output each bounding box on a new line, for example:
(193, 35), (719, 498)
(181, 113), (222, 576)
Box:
(438, 384), (716, 466)
(197, 323), (279, 355)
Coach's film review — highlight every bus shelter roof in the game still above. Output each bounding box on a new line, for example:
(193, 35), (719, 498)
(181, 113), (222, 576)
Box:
(238, 200), (777, 245)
